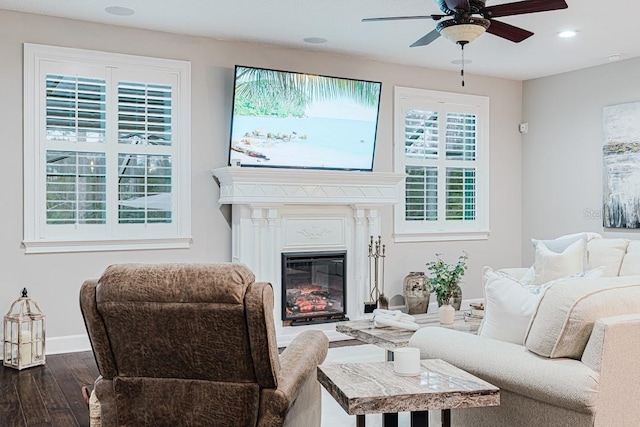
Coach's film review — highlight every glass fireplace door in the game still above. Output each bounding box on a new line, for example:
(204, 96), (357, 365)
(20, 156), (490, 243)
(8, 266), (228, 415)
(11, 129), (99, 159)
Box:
(281, 251), (347, 325)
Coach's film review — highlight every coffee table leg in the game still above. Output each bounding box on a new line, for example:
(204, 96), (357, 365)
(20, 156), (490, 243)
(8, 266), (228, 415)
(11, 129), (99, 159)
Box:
(382, 413), (398, 427)
(411, 410), (429, 427)
(357, 414), (366, 427)
(441, 409), (451, 427)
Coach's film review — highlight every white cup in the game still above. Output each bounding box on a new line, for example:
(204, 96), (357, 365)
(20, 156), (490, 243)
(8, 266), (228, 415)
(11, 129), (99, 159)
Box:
(393, 347), (421, 376)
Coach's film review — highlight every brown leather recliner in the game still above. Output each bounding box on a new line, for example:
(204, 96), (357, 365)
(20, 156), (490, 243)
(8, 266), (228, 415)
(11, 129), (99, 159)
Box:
(80, 263), (329, 427)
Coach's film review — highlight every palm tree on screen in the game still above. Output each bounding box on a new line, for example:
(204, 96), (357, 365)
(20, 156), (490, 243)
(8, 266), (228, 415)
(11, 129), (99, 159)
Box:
(234, 67), (380, 117)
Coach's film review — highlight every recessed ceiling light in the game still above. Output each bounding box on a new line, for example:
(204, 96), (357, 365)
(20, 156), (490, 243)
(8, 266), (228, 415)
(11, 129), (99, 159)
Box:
(451, 59), (472, 65)
(105, 6), (135, 16)
(608, 54), (623, 62)
(303, 37), (328, 44)
(558, 30), (577, 38)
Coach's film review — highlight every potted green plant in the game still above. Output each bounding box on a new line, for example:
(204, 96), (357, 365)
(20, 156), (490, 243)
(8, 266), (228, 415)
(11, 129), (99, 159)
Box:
(426, 252), (468, 308)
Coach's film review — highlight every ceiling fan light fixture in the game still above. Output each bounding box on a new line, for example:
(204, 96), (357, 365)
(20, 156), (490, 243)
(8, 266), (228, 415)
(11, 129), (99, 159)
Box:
(437, 18), (490, 44)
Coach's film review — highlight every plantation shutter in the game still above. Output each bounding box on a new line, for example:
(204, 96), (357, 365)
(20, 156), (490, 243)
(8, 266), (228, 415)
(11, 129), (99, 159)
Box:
(394, 87), (488, 241)
(24, 44), (191, 253)
(405, 109), (438, 160)
(406, 165), (438, 221)
(117, 81), (173, 224)
(445, 112), (477, 221)
(45, 74), (106, 143)
(45, 74), (107, 224)
(117, 81), (172, 146)
(401, 100), (480, 227)
(446, 167), (476, 220)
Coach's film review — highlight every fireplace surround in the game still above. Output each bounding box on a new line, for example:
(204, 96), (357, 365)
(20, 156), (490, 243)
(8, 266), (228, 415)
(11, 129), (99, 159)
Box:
(212, 166), (404, 345)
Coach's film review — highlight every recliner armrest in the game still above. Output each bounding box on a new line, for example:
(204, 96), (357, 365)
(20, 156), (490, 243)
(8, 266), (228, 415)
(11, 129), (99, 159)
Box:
(276, 330), (328, 403)
(257, 330), (328, 426)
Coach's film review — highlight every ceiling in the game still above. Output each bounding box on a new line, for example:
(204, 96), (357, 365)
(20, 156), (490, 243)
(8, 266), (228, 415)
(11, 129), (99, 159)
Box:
(1, 0), (638, 81)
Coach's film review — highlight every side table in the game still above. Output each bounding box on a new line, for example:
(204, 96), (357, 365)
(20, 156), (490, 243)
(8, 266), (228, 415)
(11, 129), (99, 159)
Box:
(318, 359), (499, 427)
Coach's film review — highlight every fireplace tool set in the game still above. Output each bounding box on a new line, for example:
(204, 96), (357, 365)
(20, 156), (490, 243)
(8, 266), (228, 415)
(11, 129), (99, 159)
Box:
(365, 235), (387, 313)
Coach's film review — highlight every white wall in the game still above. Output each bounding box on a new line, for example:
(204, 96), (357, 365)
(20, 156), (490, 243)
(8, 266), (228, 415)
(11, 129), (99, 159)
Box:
(521, 57), (640, 265)
(0, 10), (522, 351)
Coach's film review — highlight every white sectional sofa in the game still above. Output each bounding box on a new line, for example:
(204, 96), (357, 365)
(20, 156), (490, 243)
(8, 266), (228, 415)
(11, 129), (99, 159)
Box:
(408, 237), (640, 427)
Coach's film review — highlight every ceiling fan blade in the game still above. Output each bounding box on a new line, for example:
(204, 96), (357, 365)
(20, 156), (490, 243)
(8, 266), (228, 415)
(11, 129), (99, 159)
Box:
(443, 0), (471, 12)
(410, 29), (441, 47)
(362, 15), (445, 22)
(484, 0), (568, 18)
(486, 19), (534, 42)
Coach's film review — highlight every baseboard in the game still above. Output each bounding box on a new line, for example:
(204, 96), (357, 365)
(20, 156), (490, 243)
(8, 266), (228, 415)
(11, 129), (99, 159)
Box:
(46, 333), (92, 355)
(0, 333), (91, 361)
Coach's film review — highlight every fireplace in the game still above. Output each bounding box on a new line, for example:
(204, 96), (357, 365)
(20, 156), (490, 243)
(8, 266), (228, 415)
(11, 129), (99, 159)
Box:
(212, 166), (404, 345)
(282, 251), (347, 325)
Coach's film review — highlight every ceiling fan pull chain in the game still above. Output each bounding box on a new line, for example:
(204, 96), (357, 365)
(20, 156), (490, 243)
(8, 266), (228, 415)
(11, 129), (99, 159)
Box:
(460, 41), (465, 87)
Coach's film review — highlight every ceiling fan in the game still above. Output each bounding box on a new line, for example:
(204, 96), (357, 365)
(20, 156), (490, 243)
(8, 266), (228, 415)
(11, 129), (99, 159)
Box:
(363, 0), (569, 47)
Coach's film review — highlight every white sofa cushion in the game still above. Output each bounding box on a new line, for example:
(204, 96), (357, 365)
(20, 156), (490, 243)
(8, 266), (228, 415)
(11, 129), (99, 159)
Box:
(619, 240), (640, 276)
(527, 238), (585, 286)
(524, 276), (640, 359)
(586, 238), (629, 276)
(478, 268), (547, 345)
(408, 327), (599, 413)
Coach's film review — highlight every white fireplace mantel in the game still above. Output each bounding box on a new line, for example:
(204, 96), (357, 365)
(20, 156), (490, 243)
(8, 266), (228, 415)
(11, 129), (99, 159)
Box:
(213, 166), (404, 206)
(212, 166), (404, 346)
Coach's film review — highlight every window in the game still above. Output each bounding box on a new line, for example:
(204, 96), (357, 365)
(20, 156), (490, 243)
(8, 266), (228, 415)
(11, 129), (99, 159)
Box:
(394, 87), (489, 242)
(23, 44), (191, 253)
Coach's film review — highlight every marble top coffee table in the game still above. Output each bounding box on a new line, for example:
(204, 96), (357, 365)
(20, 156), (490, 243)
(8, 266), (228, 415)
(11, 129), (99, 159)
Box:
(318, 359), (499, 427)
(336, 311), (480, 360)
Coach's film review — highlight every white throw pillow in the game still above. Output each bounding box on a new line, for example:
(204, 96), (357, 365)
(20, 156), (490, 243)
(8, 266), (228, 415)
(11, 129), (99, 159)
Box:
(478, 267), (548, 345)
(479, 266), (604, 346)
(587, 238), (630, 277)
(528, 238), (586, 286)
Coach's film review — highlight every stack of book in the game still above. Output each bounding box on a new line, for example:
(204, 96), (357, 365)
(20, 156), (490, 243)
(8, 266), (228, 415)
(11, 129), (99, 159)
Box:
(464, 302), (485, 323)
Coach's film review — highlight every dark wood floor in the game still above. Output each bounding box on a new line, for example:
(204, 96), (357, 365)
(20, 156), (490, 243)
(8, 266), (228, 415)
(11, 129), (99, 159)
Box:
(0, 339), (362, 427)
(0, 352), (98, 427)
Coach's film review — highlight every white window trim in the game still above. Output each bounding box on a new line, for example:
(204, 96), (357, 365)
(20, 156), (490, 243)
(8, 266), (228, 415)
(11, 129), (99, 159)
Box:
(23, 44), (192, 253)
(393, 86), (490, 243)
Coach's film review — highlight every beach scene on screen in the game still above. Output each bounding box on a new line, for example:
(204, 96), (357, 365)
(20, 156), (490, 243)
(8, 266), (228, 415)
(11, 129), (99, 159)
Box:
(229, 66), (381, 171)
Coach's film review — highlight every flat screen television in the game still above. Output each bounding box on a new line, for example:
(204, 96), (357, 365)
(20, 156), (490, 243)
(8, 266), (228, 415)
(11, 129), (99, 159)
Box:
(228, 65), (382, 171)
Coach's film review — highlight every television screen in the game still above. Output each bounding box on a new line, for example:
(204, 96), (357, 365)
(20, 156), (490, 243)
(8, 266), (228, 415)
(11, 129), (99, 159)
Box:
(229, 65), (382, 171)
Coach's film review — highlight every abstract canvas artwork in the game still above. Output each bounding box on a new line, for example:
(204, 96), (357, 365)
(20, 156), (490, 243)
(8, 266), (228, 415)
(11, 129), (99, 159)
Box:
(603, 102), (640, 228)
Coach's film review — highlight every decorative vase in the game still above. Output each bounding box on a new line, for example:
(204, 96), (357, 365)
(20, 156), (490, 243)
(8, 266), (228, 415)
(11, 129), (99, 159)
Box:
(436, 283), (462, 310)
(439, 301), (455, 325)
(402, 272), (430, 315)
